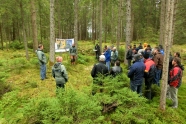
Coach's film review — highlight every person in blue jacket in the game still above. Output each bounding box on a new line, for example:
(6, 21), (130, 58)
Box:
(128, 54), (145, 95)
(103, 45), (111, 71)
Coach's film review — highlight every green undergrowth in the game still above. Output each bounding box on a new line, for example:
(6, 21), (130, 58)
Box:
(0, 42), (186, 123)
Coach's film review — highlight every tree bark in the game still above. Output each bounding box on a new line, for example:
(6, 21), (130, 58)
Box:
(117, 0), (122, 51)
(0, 23), (3, 50)
(30, 0), (38, 51)
(125, 0), (132, 64)
(74, 0), (78, 51)
(49, 0), (55, 65)
(20, 0), (29, 60)
(159, 0), (166, 46)
(99, 0), (103, 53)
(159, 0), (175, 111)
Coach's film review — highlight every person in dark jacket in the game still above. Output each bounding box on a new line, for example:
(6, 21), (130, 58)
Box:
(95, 44), (100, 60)
(91, 55), (109, 95)
(143, 53), (156, 100)
(152, 47), (164, 86)
(126, 45), (133, 69)
(168, 57), (183, 108)
(36, 44), (47, 80)
(69, 43), (77, 65)
(52, 56), (68, 89)
(110, 60), (122, 77)
(128, 54), (145, 95)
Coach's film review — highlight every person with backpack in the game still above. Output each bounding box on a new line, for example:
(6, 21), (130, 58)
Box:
(52, 56), (68, 89)
(143, 53), (156, 100)
(168, 57), (183, 108)
(110, 60), (122, 77)
(111, 47), (118, 66)
(36, 44), (47, 80)
(69, 43), (77, 65)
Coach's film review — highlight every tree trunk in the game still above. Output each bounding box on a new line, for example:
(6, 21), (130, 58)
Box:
(117, 0), (122, 50)
(0, 23), (3, 50)
(125, 0), (132, 64)
(99, 0), (103, 53)
(30, 0), (38, 51)
(171, 0), (178, 46)
(20, 0), (29, 60)
(159, 0), (166, 46)
(159, 0), (175, 111)
(74, 0), (78, 51)
(49, 0), (55, 65)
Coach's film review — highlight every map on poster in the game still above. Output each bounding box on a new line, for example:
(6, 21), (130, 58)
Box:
(55, 38), (74, 52)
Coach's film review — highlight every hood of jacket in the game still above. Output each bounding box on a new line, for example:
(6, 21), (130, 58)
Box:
(53, 62), (61, 69)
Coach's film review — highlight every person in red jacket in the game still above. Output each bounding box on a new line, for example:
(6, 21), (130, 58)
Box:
(168, 57), (183, 108)
(143, 53), (156, 100)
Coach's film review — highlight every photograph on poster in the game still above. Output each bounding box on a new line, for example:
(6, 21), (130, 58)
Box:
(55, 38), (74, 52)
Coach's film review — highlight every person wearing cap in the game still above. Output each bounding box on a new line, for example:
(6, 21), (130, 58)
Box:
(52, 56), (68, 89)
(152, 47), (163, 86)
(128, 54), (145, 95)
(111, 47), (118, 66)
(69, 43), (77, 65)
(143, 53), (156, 100)
(91, 55), (109, 95)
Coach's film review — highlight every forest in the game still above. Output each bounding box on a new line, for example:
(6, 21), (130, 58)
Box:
(0, 0), (186, 123)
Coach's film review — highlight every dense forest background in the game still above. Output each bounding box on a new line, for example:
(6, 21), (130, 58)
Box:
(0, 0), (186, 50)
(1, 0), (186, 123)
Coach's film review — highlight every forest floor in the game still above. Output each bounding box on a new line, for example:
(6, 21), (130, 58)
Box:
(1, 42), (186, 121)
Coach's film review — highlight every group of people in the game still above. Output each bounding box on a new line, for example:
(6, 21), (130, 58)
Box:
(36, 43), (183, 108)
(35, 44), (77, 90)
(126, 43), (183, 108)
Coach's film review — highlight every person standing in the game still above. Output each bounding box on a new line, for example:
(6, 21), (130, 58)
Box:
(143, 53), (156, 100)
(128, 54), (145, 95)
(91, 55), (109, 95)
(111, 47), (118, 66)
(103, 45), (111, 71)
(52, 56), (68, 89)
(69, 43), (77, 65)
(95, 44), (100, 60)
(36, 44), (47, 80)
(168, 57), (183, 108)
(152, 47), (164, 86)
(126, 45), (133, 69)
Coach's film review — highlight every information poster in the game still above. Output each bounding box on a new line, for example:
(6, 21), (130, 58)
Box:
(55, 38), (74, 52)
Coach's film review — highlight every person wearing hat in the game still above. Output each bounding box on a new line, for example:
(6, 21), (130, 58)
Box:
(128, 54), (145, 95)
(143, 53), (156, 100)
(111, 47), (118, 66)
(91, 55), (109, 95)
